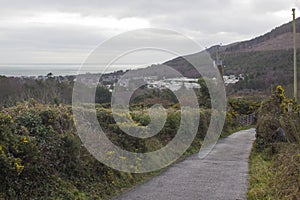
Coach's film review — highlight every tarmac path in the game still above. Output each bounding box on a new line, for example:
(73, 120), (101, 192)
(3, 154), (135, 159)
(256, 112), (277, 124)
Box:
(114, 128), (256, 200)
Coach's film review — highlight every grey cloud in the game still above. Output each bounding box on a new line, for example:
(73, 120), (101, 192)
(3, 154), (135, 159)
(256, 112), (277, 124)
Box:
(0, 0), (298, 63)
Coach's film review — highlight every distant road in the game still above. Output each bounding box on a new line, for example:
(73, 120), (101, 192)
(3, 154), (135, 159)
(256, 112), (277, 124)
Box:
(114, 128), (256, 200)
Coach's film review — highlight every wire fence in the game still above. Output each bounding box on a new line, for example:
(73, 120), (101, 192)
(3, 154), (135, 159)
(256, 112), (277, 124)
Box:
(235, 112), (256, 126)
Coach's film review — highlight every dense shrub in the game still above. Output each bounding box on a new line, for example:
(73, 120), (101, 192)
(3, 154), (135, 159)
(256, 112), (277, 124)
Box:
(227, 98), (260, 115)
(0, 101), (242, 199)
(0, 103), (107, 199)
(256, 85), (300, 150)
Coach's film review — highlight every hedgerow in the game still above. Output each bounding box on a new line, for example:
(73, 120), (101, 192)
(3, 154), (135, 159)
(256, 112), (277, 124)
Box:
(0, 101), (247, 199)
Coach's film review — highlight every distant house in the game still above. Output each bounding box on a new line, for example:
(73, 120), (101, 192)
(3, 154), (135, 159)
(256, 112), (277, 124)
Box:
(223, 74), (243, 86)
(37, 75), (46, 81)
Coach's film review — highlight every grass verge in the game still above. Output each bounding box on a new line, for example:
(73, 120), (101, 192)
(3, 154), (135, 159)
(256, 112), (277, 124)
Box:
(247, 143), (300, 199)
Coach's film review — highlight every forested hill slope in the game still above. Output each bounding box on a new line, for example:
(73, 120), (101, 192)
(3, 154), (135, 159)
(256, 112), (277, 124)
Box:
(166, 17), (300, 72)
(225, 17), (300, 52)
(163, 17), (300, 96)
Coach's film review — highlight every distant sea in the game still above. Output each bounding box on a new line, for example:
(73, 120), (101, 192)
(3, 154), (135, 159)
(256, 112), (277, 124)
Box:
(0, 63), (141, 77)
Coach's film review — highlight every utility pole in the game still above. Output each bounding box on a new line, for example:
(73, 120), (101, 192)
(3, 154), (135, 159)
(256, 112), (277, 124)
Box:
(216, 44), (223, 80)
(292, 8), (297, 102)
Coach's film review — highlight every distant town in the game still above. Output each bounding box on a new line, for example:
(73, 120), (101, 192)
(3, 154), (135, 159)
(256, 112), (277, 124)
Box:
(10, 70), (245, 92)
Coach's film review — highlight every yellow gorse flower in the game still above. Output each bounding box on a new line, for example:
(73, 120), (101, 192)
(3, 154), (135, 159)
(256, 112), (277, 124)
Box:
(106, 151), (115, 155)
(119, 156), (126, 160)
(14, 159), (24, 175)
(22, 137), (29, 143)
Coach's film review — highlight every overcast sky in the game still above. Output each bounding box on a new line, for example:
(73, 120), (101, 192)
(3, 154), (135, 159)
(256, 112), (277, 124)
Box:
(0, 0), (299, 65)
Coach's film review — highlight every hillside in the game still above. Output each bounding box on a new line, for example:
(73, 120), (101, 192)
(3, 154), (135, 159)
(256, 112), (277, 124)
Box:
(225, 17), (300, 52)
(164, 17), (300, 97)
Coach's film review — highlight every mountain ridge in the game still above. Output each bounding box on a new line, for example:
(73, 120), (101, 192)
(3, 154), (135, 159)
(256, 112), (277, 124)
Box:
(220, 17), (300, 53)
(163, 17), (300, 96)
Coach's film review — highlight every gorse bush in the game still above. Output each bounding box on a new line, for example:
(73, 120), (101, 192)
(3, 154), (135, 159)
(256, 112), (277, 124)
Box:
(0, 103), (167, 198)
(256, 85), (300, 150)
(0, 101), (243, 199)
(248, 85), (300, 199)
(0, 103), (83, 198)
(227, 98), (260, 115)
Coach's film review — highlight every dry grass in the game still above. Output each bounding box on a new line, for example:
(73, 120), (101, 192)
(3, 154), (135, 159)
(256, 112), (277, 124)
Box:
(248, 143), (300, 200)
